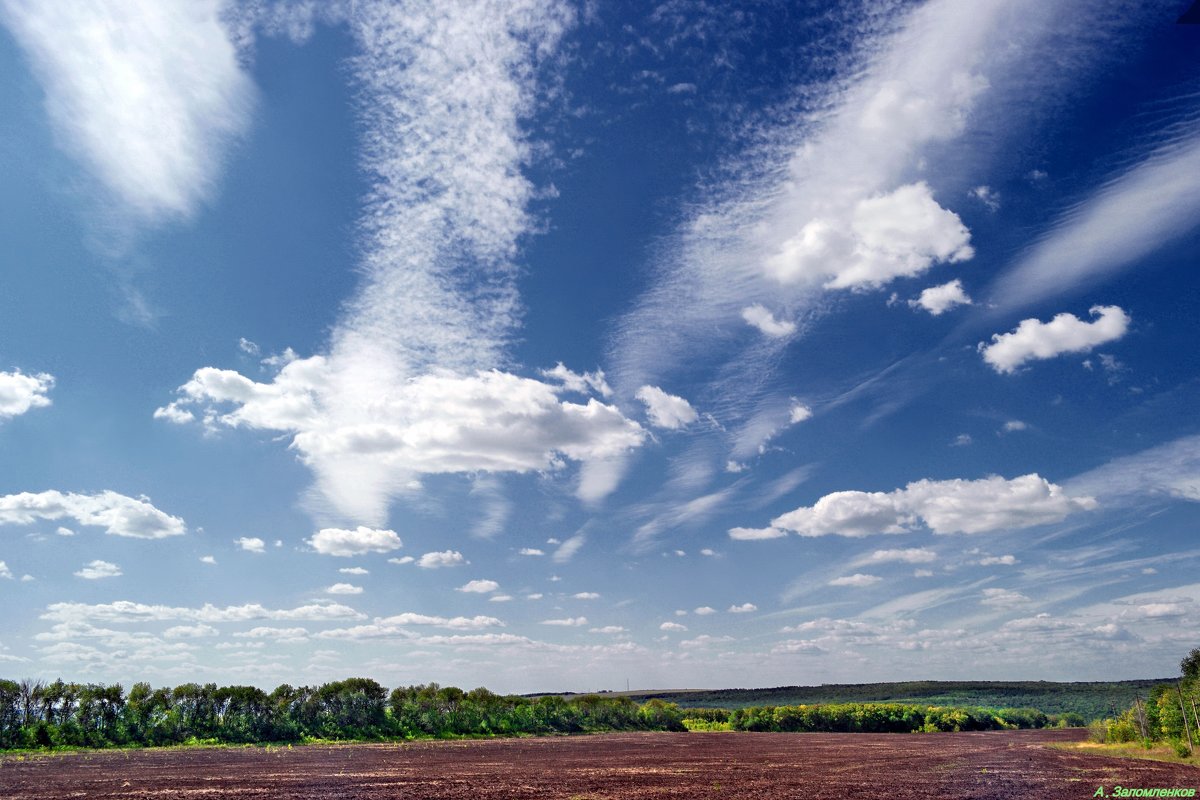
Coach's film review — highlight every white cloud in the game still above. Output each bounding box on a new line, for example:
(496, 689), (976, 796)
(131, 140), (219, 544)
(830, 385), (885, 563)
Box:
(769, 182), (974, 290)
(969, 185), (1000, 211)
(0, 490), (185, 538)
(457, 579), (500, 594)
(238, 338), (260, 356)
(728, 526), (788, 541)
(388, 556), (415, 565)
(519, 548), (544, 556)
(728, 603), (757, 613)
(991, 129), (1200, 311)
(979, 555), (1017, 566)
(590, 626), (626, 634)
(235, 536), (265, 553)
(700, 548), (716, 557)
(325, 583), (363, 595)
(339, 567), (369, 575)
(307, 526), (402, 557)
(164, 364), (646, 522)
(830, 574), (881, 588)
(489, 594), (513, 603)
(158, 2), (631, 524)
(980, 305), (1130, 374)
(951, 434), (973, 447)
(0, 0), (254, 220)
(42, 600), (365, 624)
(741, 304), (796, 338)
(74, 560), (122, 580)
(0, 369), (53, 419)
(55, 527), (74, 537)
(746, 473), (1094, 538)
(659, 621), (687, 632)
(417, 550), (466, 569)
(525, 593), (543, 600)
(539, 363), (612, 397)
(0, 561), (12, 579)
(234, 627), (309, 642)
(572, 592), (600, 600)
(162, 624), (217, 639)
(541, 617), (587, 627)
(1001, 420), (1028, 433)
(980, 588), (1031, 608)
(636, 385), (699, 430)
(789, 402), (813, 425)
(552, 533), (585, 564)
(860, 548), (937, 565)
(693, 606), (716, 616)
(1066, 434), (1200, 504)
(908, 279), (972, 315)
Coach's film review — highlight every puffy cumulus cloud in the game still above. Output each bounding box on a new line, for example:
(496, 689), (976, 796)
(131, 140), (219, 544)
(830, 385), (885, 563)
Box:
(519, 547), (544, 556)
(829, 574), (881, 588)
(979, 305), (1129, 374)
(741, 304), (797, 338)
(233, 627), (309, 642)
(909, 279), (972, 315)
(859, 547), (937, 565)
(339, 566), (368, 575)
(457, 579), (499, 594)
(636, 385), (698, 430)
(693, 606), (717, 616)
(767, 182), (973, 290)
(307, 526), (402, 557)
(572, 592), (600, 600)
(0, 561), (11, 580)
(747, 474), (1095, 539)
(162, 363), (646, 523)
(74, 560), (122, 580)
(235, 536), (265, 553)
(325, 583), (363, 595)
(0, 369), (53, 419)
(42, 600), (365, 624)
(728, 526), (788, 541)
(541, 617), (587, 627)
(728, 603), (758, 613)
(0, 490), (185, 538)
(789, 402), (813, 425)
(162, 624), (218, 639)
(0, 0), (254, 220)
(659, 621), (687, 632)
(416, 550), (466, 569)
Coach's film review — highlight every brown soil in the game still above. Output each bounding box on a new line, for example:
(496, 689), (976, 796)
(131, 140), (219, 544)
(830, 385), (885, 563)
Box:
(1, 729), (1197, 799)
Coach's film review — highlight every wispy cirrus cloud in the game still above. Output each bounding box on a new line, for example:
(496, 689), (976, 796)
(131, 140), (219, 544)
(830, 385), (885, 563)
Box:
(0, 0), (254, 221)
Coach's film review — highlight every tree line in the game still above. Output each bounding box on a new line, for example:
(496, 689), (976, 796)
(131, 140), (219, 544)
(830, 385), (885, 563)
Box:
(1096, 648), (1200, 757)
(681, 702), (1073, 733)
(0, 678), (687, 749)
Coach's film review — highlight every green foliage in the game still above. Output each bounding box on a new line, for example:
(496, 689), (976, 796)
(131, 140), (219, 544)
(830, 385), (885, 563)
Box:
(0, 676), (693, 750)
(722, 702), (1046, 734)
(617, 679), (1170, 721)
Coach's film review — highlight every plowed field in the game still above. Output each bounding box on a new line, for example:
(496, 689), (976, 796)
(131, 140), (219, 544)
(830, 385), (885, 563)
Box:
(2, 729), (1198, 799)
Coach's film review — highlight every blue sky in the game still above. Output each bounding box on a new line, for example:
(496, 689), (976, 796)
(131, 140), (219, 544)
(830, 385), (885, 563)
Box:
(0, 0), (1198, 693)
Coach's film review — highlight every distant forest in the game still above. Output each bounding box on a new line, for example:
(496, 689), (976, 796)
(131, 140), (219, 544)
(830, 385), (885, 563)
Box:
(599, 680), (1169, 721)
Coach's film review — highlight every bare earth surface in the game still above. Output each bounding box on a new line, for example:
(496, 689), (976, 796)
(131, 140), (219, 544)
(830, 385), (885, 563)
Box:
(2, 729), (1198, 799)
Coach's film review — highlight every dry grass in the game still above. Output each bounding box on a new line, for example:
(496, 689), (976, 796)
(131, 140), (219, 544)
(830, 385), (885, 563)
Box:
(1052, 740), (1198, 767)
